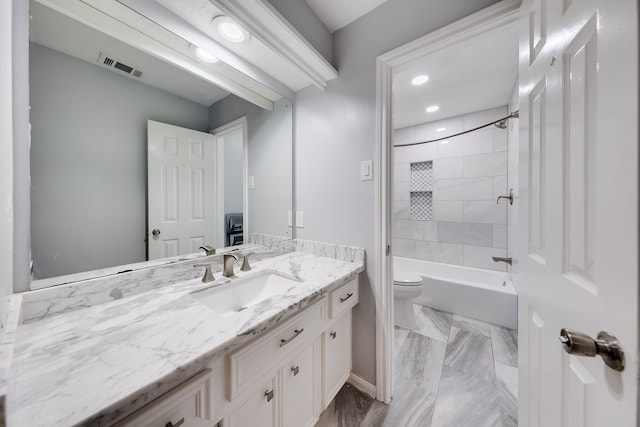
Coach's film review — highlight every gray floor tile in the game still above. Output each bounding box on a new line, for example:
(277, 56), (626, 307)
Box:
(395, 331), (447, 392)
(495, 362), (518, 427)
(452, 314), (491, 337)
(393, 326), (410, 361)
(315, 383), (374, 427)
(431, 374), (502, 427)
(361, 379), (436, 427)
(491, 324), (518, 367)
(443, 327), (495, 382)
(412, 305), (453, 342)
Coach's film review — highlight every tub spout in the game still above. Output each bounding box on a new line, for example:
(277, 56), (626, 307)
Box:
(492, 256), (512, 266)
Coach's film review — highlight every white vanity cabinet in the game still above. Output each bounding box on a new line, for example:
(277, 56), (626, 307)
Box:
(114, 369), (213, 427)
(228, 376), (278, 427)
(322, 310), (352, 407)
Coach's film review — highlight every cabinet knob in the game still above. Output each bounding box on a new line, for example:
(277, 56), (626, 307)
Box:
(265, 389), (274, 402)
(291, 365), (300, 376)
(330, 331), (337, 339)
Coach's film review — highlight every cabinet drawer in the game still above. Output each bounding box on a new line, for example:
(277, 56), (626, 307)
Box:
(114, 369), (212, 427)
(329, 278), (358, 319)
(227, 299), (327, 400)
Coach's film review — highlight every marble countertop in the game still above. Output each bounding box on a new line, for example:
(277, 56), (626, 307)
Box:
(5, 249), (364, 426)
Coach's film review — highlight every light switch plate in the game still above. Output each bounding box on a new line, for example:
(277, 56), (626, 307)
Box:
(361, 160), (373, 181)
(295, 211), (304, 228)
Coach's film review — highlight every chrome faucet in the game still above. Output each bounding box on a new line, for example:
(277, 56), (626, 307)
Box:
(223, 253), (239, 277)
(199, 245), (216, 256)
(492, 256), (513, 266)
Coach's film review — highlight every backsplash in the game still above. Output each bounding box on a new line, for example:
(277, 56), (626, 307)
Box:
(393, 106), (509, 271)
(19, 239), (364, 324)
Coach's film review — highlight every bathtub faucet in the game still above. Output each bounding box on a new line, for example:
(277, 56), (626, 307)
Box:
(492, 256), (512, 266)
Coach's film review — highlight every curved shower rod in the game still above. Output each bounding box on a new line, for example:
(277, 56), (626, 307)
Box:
(394, 110), (520, 148)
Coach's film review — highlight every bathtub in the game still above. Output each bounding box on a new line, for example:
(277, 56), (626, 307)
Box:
(394, 256), (517, 329)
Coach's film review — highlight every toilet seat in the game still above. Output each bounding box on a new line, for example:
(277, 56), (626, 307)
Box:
(394, 270), (422, 286)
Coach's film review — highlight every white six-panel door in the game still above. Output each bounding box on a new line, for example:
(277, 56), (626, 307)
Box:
(518, 1), (638, 425)
(147, 120), (217, 259)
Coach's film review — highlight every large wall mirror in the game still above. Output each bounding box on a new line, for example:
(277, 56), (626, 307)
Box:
(29, 0), (293, 289)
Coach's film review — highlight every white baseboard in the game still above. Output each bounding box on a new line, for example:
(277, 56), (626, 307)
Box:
(348, 373), (377, 399)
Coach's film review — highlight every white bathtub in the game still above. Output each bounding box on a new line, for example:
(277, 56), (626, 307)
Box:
(394, 257), (517, 329)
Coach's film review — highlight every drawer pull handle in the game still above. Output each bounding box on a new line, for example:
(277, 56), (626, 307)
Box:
(291, 365), (300, 376)
(166, 418), (185, 427)
(340, 292), (354, 303)
(265, 389), (274, 402)
(330, 331), (337, 339)
(279, 328), (304, 347)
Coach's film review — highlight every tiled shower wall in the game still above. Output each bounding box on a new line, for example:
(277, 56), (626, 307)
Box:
(393, 106), (509, 271)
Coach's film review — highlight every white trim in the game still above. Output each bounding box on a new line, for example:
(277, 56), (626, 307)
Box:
(348, 373), (377, 399)
(373, 0), (522, 404)
(211, 0), (338, 90)
(211, 117), (249, 247)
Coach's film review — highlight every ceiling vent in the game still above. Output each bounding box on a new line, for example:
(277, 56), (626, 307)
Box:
(97, 52), (143, 79)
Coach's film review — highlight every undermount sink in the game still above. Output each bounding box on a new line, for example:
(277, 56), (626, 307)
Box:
(192, 270), (302, 316)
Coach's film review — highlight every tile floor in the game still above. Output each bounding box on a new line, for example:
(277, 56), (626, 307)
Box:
(315, 304), (518, 427)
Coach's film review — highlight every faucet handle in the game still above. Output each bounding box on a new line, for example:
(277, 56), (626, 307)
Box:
(240, 252), (255, 272)
(194, 264), (215, 283)
(199, 245), (216, 256)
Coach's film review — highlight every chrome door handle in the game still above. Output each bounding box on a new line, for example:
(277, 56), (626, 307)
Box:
(559, 328), (625, 371)
(152, 228), (161, 237)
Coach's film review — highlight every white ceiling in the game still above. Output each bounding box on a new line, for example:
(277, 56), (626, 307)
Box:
(393, 22), (519, 130)
(305, 0), (388, 33)
(29, 1), (230, 107)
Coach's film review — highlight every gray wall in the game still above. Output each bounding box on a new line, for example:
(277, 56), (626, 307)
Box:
(294, 0), (500, 384)
(222, 131), (244, 216)
(30, 43), (210, 279)
(268, 0), (332, 63)
(210, 95), (293, 241)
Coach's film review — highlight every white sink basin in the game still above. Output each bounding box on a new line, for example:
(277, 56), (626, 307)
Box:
(192, 270), (302, 316)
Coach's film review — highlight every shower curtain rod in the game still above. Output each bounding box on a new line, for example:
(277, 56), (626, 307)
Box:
(394, 110), (520, 147)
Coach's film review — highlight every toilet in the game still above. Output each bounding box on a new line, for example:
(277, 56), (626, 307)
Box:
(393, 270), (424, 329)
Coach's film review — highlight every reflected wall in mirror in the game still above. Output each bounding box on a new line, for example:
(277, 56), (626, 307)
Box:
(29, 0), (293, 287)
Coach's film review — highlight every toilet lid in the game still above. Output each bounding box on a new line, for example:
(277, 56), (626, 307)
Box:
(394, 270), (422, 286)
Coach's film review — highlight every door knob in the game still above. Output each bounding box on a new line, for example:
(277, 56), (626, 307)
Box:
(559, 328), (625, 371)
(152, 228), (161, 237)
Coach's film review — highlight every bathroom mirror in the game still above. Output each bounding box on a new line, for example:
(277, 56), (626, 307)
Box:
(29, 0), (293, 288)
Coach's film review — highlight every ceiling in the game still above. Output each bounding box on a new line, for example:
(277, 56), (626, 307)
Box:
(393, 22), (519, 130)
(29, 1), (230, 107)
(305, 0), (388, 33)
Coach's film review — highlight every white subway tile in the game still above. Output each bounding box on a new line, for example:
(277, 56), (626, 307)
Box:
(394, 220), (424, 240)
(463, 152), (508, 177)
(493, 128), (508, 152)
(394, 180), (410, 201)
(437, 129), (494, 158)
(393, 238), (415, 258)
(394, 162), (410, 182)
(437, 177), (493, 201)
(394, 142), (437, 163)
(433, 157), (463, 180)
(415, 241), (464, 265)
(493, 176), (508, 200)
(438, 222), (493, 247)
(463, 106), (507, 130)
(493, 224), (507, 248)
(423, 221), (438, 241)
(394, 127), (415, 146)
(415, 117), (464, 142)
(463, 245), (507, 271)
(463, 201), (507, 224)
(393, 200), (410, 220)
(433, 201), (464, 222)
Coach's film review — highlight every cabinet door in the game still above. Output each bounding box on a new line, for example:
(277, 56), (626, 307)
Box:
(228, 377), (277, 427)
(283, 342), (319, 427)
(322, 311), (352, 408)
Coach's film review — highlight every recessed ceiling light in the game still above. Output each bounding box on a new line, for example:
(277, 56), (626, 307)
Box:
(436, 127), (446, 132)
(426, 105), (440, 113)
(194, 47), (219, 63)
(411, 75), (429, 86)
(440, 140), (450, 144)
(213, 16), (250, 44)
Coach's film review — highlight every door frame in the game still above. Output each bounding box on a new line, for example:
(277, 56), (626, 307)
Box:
(211, 116), (249, 248)
(373, 0), (521, 403)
